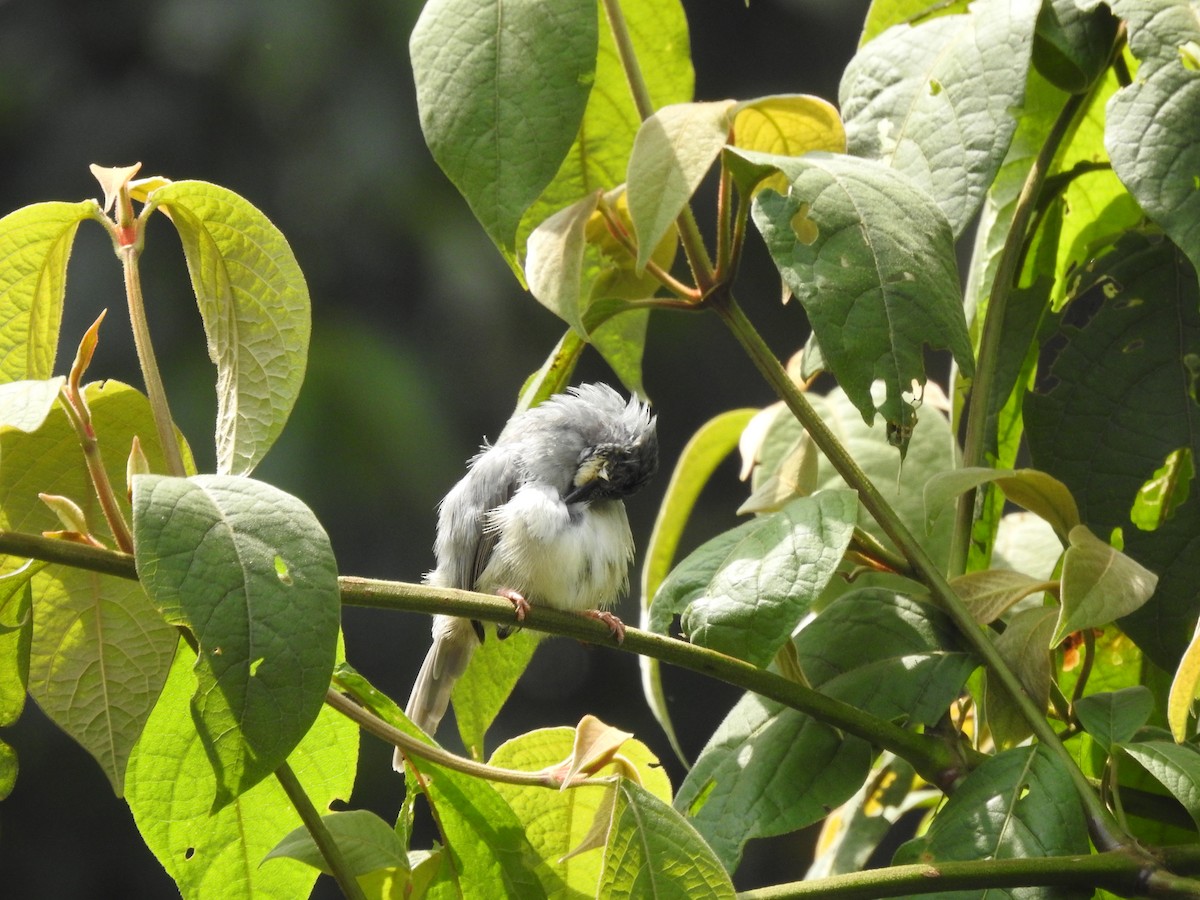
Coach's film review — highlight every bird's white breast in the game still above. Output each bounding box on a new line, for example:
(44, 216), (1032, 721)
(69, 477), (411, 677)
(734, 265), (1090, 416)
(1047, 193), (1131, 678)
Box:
(477, 483), (634, 612)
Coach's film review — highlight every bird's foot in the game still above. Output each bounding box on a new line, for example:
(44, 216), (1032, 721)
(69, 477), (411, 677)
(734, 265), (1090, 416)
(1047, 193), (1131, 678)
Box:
(497, 588), (531, 622)
(582, 609), (626, 644)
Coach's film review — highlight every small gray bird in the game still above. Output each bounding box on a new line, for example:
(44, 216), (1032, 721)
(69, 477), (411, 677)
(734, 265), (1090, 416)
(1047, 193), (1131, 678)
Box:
(399, 383), (658, 755)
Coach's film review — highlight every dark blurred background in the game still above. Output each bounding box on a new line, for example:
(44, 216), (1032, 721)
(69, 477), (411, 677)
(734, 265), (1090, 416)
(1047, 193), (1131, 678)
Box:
(0, 0), (870, 894)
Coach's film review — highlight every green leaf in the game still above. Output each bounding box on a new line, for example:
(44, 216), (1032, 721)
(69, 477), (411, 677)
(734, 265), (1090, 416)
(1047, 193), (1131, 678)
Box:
(516, 0), (694, 266)
(1122, 740), (1200, 830)
(1056, 525), (1158, 646)
(410, 0), (598, 272)
(145, 181), (310, 477)
(732, 94), (846, 161)
(674, 691), (872, 871)
(895, 744), (1090, 865)
(0, 567), (33, 726)
(923, 467), (1080, 542)
(949, 568), (1050, 625)
(1075, 686), (1155, 752)
(132, 474), (340, 809)
(651, 490), (858, 668)
(1032, 0), (1119, 93)
(452, 628), (539, 760)
(1105, 0), (1200, 275)
(840, 0), (1041, 237)
(858, 0), (970, 47)
(743, 149), (972, 437)
(1, 381), (184, 794)
(264, 810), (408, 877)
(488, 726), (672, 894)
(987, 606), (1058, 748)
(1131, 447), (1194, 531)
(1169, 619), (1200, 741)
(126, 643), (357, 899)
(751, 385), (959, 586)
(628, 100), (736, 270)
(640, 407), (754, 765)
(600, 780), (735, 898)
(0, 378), (65, 432)
(0, 739), (15, 800)
(0, 200), (95, 382)
(796, 589), (975, 726)
(1026, 232), (1200, 666)
(525, 191), (600, 334)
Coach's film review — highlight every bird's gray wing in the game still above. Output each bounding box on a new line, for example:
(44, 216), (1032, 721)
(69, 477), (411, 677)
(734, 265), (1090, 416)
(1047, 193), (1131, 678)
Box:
(436, 443), (522, 592)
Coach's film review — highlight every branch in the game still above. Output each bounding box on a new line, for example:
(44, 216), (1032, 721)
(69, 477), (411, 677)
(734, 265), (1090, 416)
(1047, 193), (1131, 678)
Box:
(737, 846), (1200, 900)
(0, 529), (966, 789)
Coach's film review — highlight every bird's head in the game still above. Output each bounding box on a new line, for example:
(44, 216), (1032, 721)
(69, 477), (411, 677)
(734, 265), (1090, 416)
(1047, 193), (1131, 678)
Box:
(563, 392), (658, 504)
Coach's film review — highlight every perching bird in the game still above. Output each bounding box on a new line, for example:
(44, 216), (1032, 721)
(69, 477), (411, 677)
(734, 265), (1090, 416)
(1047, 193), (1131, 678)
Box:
(398, 383), (658, 757)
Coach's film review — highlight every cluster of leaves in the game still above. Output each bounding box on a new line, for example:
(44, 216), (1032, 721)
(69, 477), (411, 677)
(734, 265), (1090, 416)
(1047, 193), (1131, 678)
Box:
(1, 0), (1200, 897)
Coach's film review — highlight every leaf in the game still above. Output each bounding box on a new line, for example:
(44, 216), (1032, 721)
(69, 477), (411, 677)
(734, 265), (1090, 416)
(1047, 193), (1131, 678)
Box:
(1055, 525), (1158, 646)
(0, 567), (33, 726)
(145, 180), (310, 477)
(640, 408), (754, 764)
(742, 149), (972, 437)
(488, 725), (671, 894)
(858, 0), (970, 47)
(674, 691), (872, 871)
(840, 0), (1041, 237)
(452, 628), (540, 760)
(515, 0), (694, 266)
(1026, 232), (1200, 666)
(796, 589), (975, 726)
(987, 607), (1058, 748)
(1032, 0), (1119, 93)
(1, 381), (184, 794)
(950, 568), (1050, 624)
(895, 744), (1090, 866)
(1105, 0), (1200, 275)
(1122, 740), (1200, 830)
(525, 191), (600, 334)
(1131, 447), (1194, 531)
(410, 0), (598, 272)
(598, 780), (734, 898)
(125, 643), (357, 900)
(628, 100), (736, 270)
(732, 94), (846, 160)
(1169, 619), (1200, 741)
(923, 466), (1080, 541)
(264, 810), (408, 877)
(132, 474), (340, 809)
(1075, 686), (1155, 751)
(0, 378), (65, 431)
(346, 675), (552, 899)
(0, 200), (95, 382)
(651, 489), (858, 667)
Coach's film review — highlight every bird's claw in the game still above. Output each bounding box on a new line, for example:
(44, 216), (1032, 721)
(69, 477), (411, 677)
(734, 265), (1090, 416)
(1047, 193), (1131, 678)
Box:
(583, 609), (626, 644)
(497, 588), (531, 622)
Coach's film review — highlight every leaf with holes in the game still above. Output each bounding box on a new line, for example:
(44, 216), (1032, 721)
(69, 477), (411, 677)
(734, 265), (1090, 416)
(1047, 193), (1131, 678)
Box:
(132, 474), (340, 809)
(840, 0), (1040, 238)
(1026, 232), (1200, 667)
(741, 149), (972, 441)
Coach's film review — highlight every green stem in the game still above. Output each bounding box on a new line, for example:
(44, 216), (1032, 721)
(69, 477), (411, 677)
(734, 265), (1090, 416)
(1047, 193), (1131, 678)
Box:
(338, 575), (964, 788)
(709, 291), (1130, 850)
(0, 529), (967, 789)
(121, 243), (187, 478)
(736, 847), (1189, 900)
(57, 390), (134, 553)
(273, 761), (367, 900)
(948, 90), (1087, 577)
(599, 0), (715, 294)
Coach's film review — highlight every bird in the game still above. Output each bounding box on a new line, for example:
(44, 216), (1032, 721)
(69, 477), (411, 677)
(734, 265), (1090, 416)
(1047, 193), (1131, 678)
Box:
(398, 383), (658, 760)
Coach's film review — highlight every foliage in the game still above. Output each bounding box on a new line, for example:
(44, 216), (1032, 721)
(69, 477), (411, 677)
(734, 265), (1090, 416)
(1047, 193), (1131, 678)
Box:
(1, 0), (1200, 897)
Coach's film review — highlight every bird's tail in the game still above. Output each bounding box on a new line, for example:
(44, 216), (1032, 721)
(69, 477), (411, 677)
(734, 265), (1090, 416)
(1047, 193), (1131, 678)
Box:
(395, 615), (480, 770)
